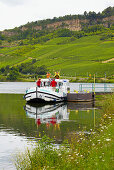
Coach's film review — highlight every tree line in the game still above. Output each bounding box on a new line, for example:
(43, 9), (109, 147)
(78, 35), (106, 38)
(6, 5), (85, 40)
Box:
(0, 60), (48, 80)
(24, 6), (114, 27)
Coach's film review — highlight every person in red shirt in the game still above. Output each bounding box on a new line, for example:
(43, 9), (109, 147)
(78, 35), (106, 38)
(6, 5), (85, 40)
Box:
(50, 79), (57, 87)
(36, 78), (41, 87)
(50, 79), (57, 91)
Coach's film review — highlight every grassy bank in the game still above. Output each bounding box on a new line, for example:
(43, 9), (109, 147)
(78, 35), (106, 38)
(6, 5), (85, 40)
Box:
(14, 94), (114, 169)
(0, 74), (114, 83)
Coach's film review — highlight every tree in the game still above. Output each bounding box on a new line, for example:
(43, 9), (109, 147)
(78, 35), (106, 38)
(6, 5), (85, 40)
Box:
(102, 6), (114, 17)
(0, 67), (5, 73)
(84, 11), (88, 18)
(7, 68), (19, 80)
(54, 29), (72, 37)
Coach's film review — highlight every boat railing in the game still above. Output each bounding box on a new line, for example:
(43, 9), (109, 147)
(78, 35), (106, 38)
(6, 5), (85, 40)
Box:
(79, 83), (114, 92)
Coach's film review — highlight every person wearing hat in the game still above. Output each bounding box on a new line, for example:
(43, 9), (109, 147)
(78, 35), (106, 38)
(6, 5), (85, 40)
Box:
(54, 72), (60, 79)
(36, 78), (41, 87)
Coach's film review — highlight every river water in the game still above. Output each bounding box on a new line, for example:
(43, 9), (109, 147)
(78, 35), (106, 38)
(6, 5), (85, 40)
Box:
(0, 82), (114, 93)
(0, 82), (113, 169)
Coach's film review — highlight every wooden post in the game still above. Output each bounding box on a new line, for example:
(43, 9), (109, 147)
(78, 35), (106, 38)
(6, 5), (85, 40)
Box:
(94, 107), (95, 129)
(94, 74), (95, 95)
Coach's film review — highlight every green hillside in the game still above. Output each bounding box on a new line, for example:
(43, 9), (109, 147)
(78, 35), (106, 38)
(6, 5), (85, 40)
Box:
(0, 35), (114, 78)
(0, 6), (114, 81)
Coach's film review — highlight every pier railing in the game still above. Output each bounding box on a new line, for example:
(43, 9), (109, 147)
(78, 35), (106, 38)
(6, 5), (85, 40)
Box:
(79, 83), (114, 93)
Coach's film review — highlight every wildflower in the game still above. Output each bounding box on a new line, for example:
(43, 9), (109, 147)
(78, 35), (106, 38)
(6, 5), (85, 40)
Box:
(103, 114), (107, 118)
(106, 138), (111, 141)
(108, 117), (111, 119)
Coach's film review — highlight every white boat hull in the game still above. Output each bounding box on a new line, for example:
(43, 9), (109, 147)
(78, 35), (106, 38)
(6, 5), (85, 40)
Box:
(24, 87), (67, 102)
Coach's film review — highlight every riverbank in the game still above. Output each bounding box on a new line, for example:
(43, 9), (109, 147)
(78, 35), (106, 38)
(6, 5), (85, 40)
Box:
(69, 77), (114, 83)
(14, 94), (113, 169)
(0, 75), (114, 83)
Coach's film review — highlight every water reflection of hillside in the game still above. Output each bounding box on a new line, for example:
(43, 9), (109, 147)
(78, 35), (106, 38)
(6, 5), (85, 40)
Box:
(0, 94), (100, 143)
(25, 102), (100, 142)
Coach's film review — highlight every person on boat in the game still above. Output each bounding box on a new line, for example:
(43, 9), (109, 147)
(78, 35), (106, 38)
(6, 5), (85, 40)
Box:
(50, 79), (57, 91)
(54, 72), (60, 79)
(36, 78), (41, 87)
(46, 72), (51, 79)
(48, 78), (51, 86)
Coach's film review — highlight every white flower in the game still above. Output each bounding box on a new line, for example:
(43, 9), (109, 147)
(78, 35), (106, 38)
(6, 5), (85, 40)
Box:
(106, 139), (111, 141)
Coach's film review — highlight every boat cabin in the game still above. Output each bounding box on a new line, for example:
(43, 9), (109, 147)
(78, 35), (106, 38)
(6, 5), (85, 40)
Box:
(37, 79), (69, 89)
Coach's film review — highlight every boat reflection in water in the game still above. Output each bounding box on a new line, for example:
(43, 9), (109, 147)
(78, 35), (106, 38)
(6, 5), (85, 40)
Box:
(24, 102), (100, 142)
(25, 103), (69, 127)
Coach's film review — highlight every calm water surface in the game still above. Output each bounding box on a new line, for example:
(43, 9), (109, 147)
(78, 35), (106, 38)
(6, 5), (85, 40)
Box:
(0, 82), (113, 93)
(0, 82), (104, 169)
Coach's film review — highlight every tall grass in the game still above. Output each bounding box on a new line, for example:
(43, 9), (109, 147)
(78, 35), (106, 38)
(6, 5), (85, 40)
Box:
(14, 94), (114, 170)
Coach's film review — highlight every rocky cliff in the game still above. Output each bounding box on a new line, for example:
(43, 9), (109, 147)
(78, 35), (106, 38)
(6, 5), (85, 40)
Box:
(2, 16), (114, 38)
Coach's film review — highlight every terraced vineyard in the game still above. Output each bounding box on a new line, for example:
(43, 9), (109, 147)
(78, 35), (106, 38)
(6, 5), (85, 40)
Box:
(0, 35), (114, 77)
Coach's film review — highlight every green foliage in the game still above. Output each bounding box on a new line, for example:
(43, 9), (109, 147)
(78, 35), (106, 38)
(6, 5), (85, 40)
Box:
(0, 35), (114, 78)
(0, 32), (5, 40)
(82, 25), (105, 33)
(54, 29), (73, 37)
(0, 40), (2, 45)
(100, 32), (114, 40)
(7, 67), (19, 80)
(102, 6), (114, 17)
(0, 59), (48, 81)
(0, 7), (113, 45)
(14, 94), (114, 170)
(21, 6), (114, 29)
(18, 61), (48, 75)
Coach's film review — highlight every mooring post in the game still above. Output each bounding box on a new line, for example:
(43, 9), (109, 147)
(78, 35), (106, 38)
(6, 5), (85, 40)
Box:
(94, 107), (96, 129)
(92, 92), (95, 101)
(94, 74), (95, 95)
(92, 83), (94, 92)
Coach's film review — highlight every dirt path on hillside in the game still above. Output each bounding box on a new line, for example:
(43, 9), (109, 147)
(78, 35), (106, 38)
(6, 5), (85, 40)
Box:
(102, 58), (114, 63)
